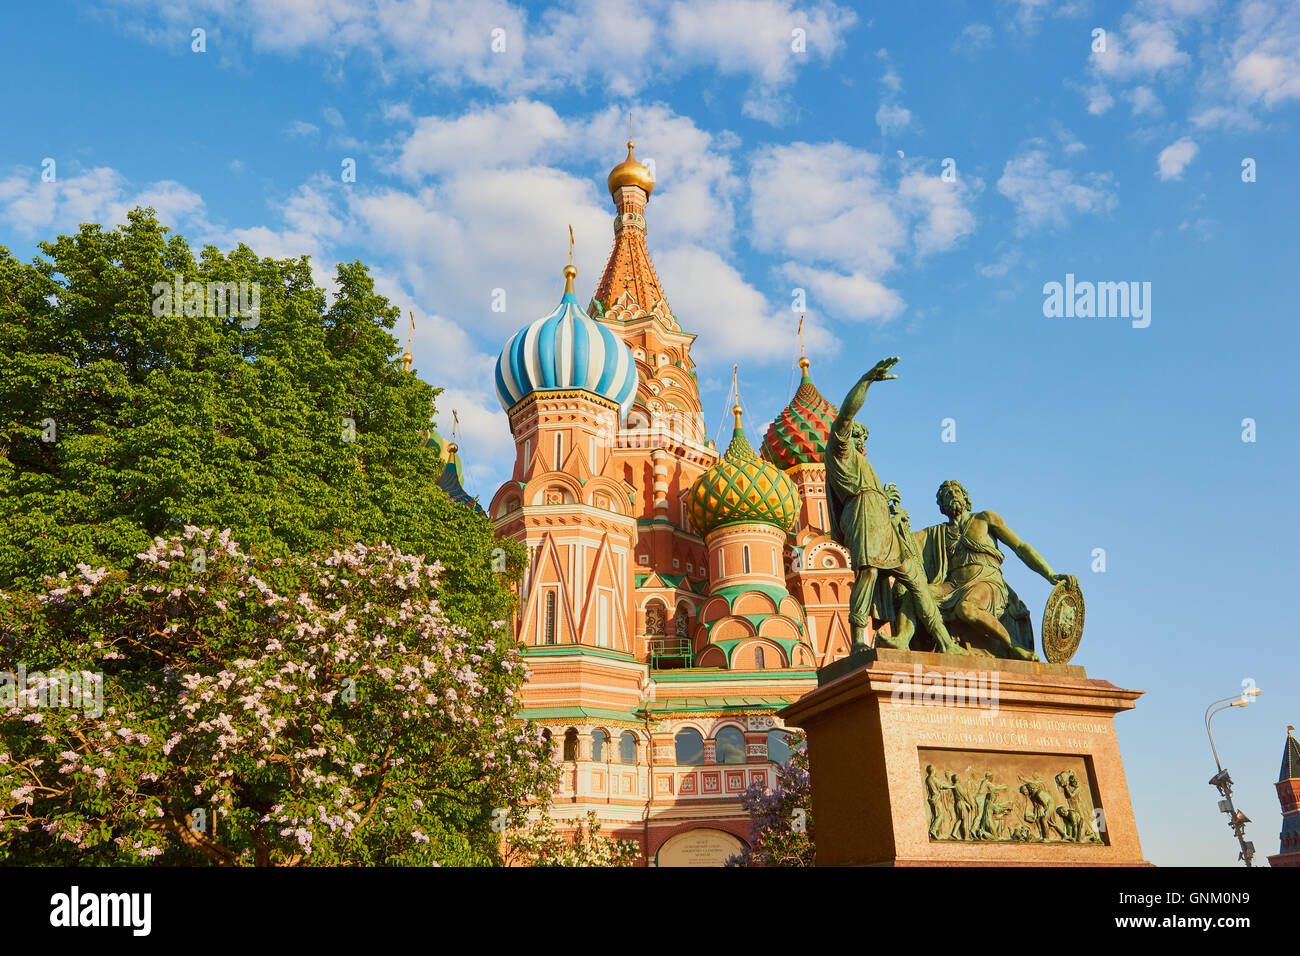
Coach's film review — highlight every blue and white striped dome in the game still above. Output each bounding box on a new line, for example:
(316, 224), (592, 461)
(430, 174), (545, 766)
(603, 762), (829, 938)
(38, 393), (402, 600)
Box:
(495, 270), (638, 417)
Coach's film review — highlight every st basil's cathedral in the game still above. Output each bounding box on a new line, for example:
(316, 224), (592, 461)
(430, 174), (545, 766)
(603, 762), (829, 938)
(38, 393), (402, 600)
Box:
(439, 142), (870, 865)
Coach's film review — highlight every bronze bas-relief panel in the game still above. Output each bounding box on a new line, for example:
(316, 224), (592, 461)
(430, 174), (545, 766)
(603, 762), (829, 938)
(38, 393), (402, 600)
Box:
(918, 749), (1106, 845)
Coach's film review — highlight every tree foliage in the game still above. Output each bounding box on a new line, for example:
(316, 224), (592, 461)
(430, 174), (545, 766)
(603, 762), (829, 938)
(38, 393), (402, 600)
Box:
(505, 810), (640, 867)
(0, 208), (523, 634)
(0, 210), (542, 864)
(727, 730), (814, 867)
(0, 528), (558, 865)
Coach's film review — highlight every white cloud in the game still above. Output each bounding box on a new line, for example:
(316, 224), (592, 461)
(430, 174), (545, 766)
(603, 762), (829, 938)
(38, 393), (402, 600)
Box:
(874, 55), (914, 137)
(391, 99), (570, 181)
(898, 170), (978, 256)
(1091, 18), (1190, 80)
(107, 0), (858, 126)
(875, 103), (912, 136)
(748, 142), (977, 323)
(1084, 84), (1115, 115)
(1001, 0), (1086, 32)
(658, 246), (809, 362)
(285, 120), (320, 138)
(1074, 1), (1297, 146)
(1126, 85), (1164, 115)
(779, 263), (905, 323)
(1156, 137), (1198, 180)
(977, 244), (1022, 279)
(953, 22), (994, 54)
(665, 0), (858, 87)
(0, 166), (207, 237)
(1225, 0), (1300, 109)
(1190, 105), (1259, 130)
(750, 142), (906, 276)
(996, 146), (1117, 233)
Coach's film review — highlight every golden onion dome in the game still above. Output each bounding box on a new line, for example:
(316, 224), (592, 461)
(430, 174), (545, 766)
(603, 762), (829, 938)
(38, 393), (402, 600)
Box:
(607, 140), (654, 199)
(686, 405), (800, 538)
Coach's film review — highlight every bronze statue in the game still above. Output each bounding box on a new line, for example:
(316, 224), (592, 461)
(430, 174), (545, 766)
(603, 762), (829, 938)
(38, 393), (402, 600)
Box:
(895, 480), (1078, 661)
(825, 358), (964, 655)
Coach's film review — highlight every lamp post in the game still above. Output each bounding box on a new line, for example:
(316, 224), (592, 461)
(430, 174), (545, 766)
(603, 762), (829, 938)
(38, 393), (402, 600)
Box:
(1205, 687), (1261, 867)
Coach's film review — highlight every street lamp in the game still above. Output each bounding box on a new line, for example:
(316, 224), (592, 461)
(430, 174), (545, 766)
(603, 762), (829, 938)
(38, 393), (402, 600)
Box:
(1205, 687), (1262, 867)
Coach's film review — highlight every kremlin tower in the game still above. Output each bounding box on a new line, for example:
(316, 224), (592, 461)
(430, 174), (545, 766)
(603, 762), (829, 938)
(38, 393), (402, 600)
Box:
(481, 141), (858, 865)
(1267, 727), (1300, 867)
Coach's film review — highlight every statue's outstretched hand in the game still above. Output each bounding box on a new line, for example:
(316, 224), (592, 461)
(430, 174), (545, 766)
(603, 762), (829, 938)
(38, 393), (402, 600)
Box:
(1050, 573), (1079, 590)
(865, 356), (900, 383)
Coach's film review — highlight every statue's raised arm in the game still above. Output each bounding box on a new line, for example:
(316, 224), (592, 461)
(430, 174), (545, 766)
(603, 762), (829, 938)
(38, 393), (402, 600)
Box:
(830, 356), (899, 441)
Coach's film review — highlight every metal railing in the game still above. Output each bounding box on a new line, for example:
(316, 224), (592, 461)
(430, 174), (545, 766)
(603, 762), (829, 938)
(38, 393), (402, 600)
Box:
(647, 636), (693, 670)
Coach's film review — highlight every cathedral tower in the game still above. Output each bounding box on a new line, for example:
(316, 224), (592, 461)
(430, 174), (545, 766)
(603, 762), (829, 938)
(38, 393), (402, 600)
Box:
(685, 403), (814, 670)
(491, 261), (641, 655)
(760, 348), (863, 664)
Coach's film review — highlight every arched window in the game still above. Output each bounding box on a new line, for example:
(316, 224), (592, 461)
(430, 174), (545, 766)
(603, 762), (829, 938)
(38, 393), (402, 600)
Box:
(543, 592), (556, 645)
(563, 728), (579, 761)
(754, 645), (766, 669)
(715, 726), (746, 764)
(644, 600), (667, 636)
(767, 730), (793, 765)
(619, 731), (637, 765)
(541, 728), (554, 757)
(554, 432), (564, 470)
(591, 729), (608, 762)
(674, 728), (704, 766)
(742, 545), (751, 574)
(675, 603), (689, 638)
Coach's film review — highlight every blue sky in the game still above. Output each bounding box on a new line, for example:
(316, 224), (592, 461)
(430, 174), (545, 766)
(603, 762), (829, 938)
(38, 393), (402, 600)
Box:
(2, 0), (1297, 866)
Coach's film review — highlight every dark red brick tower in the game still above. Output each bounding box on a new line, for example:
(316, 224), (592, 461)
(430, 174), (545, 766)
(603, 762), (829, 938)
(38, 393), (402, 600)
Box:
(1267, 727), (1300, 867)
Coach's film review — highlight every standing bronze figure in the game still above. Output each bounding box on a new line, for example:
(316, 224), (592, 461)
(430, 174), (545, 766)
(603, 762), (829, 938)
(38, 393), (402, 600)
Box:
(825, 358), (963, 654)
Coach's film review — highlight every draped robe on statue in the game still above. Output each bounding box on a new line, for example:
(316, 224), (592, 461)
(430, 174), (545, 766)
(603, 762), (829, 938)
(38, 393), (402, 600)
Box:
(903, 521), (1035, 655)
(825, 426), (903, 622)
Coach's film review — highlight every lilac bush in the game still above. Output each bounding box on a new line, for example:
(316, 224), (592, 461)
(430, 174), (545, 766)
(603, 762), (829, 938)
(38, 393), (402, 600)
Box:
(0, 527), (559, 865)
(727, 730), (814, 867)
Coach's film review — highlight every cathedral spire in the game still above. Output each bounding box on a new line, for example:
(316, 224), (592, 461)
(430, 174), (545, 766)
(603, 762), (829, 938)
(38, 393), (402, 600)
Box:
(402, 310), (415, 372)
(590, 140), (672, 328)
(797, 314), (811, 381)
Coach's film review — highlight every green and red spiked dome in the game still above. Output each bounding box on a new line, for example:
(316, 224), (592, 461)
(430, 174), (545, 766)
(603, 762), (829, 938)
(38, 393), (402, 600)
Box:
(760, 357), (839, 470)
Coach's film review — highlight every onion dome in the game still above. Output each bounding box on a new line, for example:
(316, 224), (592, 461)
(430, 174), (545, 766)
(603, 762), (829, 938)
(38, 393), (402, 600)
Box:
(686, 406), (800, 537)
(424, 427), (446, 459)
(607, 140), (654, 198)
(761, 357), (839, 469)
(437, 440), (482, 514)
(495, 264), (638, 417)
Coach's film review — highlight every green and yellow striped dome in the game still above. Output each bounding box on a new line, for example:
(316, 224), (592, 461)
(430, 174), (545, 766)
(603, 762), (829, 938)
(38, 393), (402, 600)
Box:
(686, 407), (800, 537)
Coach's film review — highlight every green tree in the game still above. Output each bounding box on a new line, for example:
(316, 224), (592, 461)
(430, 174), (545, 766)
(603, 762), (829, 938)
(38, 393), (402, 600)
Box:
(505, 810), (640, 867)
(0, 529), (558, 866)
(0, 208), (522, 634)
